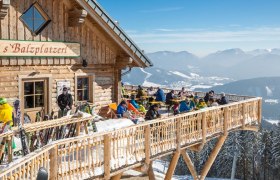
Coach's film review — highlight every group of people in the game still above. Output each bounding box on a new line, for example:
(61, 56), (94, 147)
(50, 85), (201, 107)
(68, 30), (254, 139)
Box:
(119, 85), (229, 122)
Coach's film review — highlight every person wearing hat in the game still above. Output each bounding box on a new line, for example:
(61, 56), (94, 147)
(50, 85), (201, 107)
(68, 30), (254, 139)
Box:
(57, 87), (73, 117)
(218, 92), (228, 105)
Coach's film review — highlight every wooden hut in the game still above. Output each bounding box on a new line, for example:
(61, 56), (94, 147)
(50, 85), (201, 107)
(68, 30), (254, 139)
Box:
(0, 0), (152, 121)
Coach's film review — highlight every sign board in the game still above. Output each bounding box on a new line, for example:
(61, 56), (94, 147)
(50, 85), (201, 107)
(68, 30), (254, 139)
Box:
(0, 40), (80, 57)
(57, 81), (71, 97)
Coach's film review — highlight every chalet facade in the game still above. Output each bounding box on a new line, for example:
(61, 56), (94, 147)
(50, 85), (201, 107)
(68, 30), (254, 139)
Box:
(0, 0), (152, 121)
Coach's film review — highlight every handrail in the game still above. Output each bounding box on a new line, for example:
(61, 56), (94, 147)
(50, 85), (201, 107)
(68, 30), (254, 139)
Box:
(124, 85), (255, 101)
(83, 0), (153, 67)
(0, 97), (262, 179)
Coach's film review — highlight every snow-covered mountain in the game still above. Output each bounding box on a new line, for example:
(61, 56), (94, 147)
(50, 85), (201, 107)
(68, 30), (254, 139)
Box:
(123, 67), (233, 90)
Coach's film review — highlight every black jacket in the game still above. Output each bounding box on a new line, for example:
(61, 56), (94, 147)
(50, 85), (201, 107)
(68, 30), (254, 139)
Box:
(145, 108), (160, 121)
(166, 92), (174, 105)
(57, 93), (73, 110)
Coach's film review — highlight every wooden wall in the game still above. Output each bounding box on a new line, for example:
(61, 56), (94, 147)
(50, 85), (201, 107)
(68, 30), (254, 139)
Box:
(0, 0), (125, 117)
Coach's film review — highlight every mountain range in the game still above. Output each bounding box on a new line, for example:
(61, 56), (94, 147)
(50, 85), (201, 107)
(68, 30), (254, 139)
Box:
(123, 48), (280, 87)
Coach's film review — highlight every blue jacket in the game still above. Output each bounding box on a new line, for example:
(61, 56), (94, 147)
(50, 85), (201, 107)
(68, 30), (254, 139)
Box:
(130, 99), (140, 109)
(179, 101), (191, 112)
(155, 89), (166, 102)
(117, 105), (127, 118)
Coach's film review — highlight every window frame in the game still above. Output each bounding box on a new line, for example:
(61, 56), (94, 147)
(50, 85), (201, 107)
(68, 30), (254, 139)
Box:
(23, 78), (48, 112)
(20, 2), (51, 36)
(75, 73), (94, 103)
(76, 76), (90, 102)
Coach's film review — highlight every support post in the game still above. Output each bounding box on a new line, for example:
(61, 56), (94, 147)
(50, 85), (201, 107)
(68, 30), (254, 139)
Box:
(148, 161), (156, 180)
(104, 134), (111, 180)
(50, 146), (58, 180)
(181, 150), (198, 180)
(202, 112), (206, 145)
(144, 125), (151, 165)
(164, 151), (180, 180)
(75, 122), (81, 136)
(258, 99), (262, 125)
(242, 103), (246, 129)
(224, 107), (229, 135)
(111, 172), (123, 180)
(176, 117), (182, 151)
(200, 135), (227, 179)
(7, 136), (13, 162)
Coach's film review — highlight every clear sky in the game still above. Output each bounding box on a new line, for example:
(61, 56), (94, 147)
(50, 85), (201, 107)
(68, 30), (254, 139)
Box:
(97, 0), (280, 56)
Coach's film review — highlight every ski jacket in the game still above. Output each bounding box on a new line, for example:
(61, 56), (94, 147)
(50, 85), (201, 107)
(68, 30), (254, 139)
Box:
(155, 89), (166, 102)
(0, 103), (13, 126)
(145, 108), (160, 121)
(57, 93), (73, 110)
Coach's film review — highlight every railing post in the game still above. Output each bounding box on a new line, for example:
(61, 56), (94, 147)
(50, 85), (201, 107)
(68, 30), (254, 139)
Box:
(242, 103), (246, 129)
(7, 136), (13, 163)
(50, 146), (58, 180)
(75, 122), (81, 136)
(202, 112), (206, 144)
(144, 125), (151, 164)
(104, 134), (111, 180)
(176, 117), (182, 151)
(224, 107), (229, 135)
(258, 99), (262, 125)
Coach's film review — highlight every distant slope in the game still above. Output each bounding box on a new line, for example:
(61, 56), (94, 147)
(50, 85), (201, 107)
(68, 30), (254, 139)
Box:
(197, 77), (280, 119)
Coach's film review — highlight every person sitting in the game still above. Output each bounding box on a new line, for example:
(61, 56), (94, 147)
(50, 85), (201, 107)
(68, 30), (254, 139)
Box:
(130, 95), (146, 113)
(204, 92), (210, 104)
(130, 95), (140, 109)
(117, 100), (130, 118)
(136, 85), (147, 98)
(196, 99), (207, 110)
(179, 98), (194, 113)
(121, 82), (128, 98)
(166, 90), (175, 106)
(147, 86), (154, 96)
(155, 87), (166, 102)
(178, 87), (187, 98)
(218, 92), (228, 105)
(208, 98), (219, 107)
(145, 104), (161, 121)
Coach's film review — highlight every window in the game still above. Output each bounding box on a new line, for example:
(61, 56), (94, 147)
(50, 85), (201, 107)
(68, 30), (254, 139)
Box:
(77, 77), (89, 101)
(20, 2), (51, 35)
(24, 80), (45, 109)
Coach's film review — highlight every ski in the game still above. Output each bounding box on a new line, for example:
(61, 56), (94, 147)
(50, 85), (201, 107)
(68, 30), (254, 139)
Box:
(14, 100), (30, 156)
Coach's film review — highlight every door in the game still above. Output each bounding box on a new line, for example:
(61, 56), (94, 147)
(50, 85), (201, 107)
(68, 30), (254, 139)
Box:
(22, 78), (48, 122)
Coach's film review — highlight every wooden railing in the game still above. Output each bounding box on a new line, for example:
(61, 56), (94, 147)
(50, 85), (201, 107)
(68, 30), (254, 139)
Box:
(0, 116), (93, 164)
(0, 97), (262, 179)
(124, 85), (255, 102)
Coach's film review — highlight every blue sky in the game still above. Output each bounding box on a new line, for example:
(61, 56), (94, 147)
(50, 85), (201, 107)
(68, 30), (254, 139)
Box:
(97, 0), (280, 56)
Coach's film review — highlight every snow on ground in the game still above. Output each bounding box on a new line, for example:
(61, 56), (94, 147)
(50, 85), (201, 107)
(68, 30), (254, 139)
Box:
(190, 85), (213, 90)
(169, 71), (191, 79)
(208, 76), (231, 81)
(190, 73), (200, 77)
(265, 86), (273, 97)
(152, 160), (232, 180)
(264, 119), (280, 125)
(140, 68), (163, 87)
(264, 99), (279, 104)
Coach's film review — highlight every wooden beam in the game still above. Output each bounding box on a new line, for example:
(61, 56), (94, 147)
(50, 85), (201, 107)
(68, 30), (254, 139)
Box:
(0, 0), (10, 19)
(50, 146), (58, 180)
(224, 107), (229, 135)
(258, 99), (262, 125)
(144, 125), (151, 164)
(242, 103), (246, 129)
(104, 134), (111, 180)
(164, 151), (180, 180)
(200, 135), (227, 179)
(111, 172), (123, 180)
(188, 143), (204, 152)
(148, 161), (156, 180)
(181, 150), (198, 180)
(242, 125), (259, 132)
(68, 8), (87, 27)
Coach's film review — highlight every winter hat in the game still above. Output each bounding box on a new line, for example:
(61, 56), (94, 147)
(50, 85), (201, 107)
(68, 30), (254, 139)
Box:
(0, 97), (7, 105)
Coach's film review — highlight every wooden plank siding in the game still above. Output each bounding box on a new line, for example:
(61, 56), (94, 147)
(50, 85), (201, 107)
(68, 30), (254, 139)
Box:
(0, 0), (127, 119)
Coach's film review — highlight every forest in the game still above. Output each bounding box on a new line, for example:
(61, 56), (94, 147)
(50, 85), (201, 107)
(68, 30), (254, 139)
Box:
(174, 120), (280, 179)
